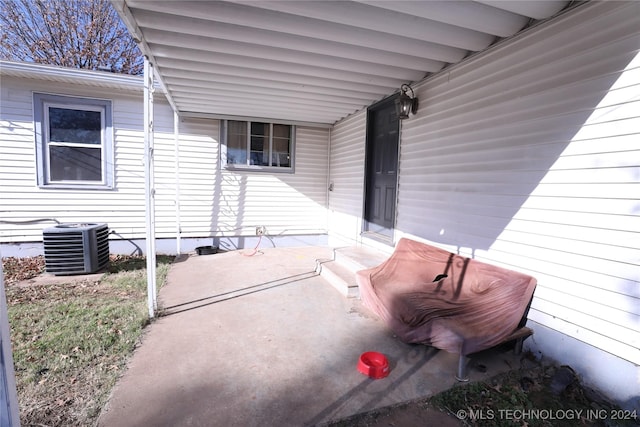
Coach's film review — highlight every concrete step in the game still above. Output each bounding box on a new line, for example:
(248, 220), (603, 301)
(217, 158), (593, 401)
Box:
(334, 246), (389, 272)
(318, 260), (359, 298)
(319, 246), (389, 298)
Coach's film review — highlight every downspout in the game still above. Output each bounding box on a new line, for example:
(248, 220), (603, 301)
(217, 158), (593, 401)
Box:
(174, 110), (181, 255)
(144, 57), (157, 318)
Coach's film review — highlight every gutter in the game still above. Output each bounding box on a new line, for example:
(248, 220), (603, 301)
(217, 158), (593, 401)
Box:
(0, 59), (167, 93)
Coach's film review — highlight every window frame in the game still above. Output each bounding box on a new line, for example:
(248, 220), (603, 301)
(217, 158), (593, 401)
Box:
(33, 93), (114, 189)
(221, 120), (295, 173)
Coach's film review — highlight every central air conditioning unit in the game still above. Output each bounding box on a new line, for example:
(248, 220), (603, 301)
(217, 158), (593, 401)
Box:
(43, 223), (109, 275)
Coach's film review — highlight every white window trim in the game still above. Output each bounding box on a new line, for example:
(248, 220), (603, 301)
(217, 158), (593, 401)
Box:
(33, 93), (114, 189)
(221, 120), (295, 173)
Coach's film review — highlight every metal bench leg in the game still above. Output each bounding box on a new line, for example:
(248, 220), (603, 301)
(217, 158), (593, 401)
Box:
(456, 354), (469, 382)
(514, 337), (524, 355)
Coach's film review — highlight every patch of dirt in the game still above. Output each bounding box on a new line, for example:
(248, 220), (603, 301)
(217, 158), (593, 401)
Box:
(326, 399), (460, 427)
(2, 255), (46, 285)
(326, 357), (639, 427)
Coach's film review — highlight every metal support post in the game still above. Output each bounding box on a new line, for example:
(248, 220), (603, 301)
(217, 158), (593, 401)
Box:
(144, 57), (157, 318)
(174, 110), (181, 255)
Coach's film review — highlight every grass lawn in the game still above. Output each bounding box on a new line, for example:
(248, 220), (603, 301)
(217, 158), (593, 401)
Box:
(3, 255), (173, 427)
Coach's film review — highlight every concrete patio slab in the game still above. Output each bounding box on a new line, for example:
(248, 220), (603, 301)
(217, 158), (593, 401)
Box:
(98, 246), (524, 427)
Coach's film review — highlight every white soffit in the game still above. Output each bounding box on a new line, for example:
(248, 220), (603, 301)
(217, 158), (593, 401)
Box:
(113, 0), (569, 125)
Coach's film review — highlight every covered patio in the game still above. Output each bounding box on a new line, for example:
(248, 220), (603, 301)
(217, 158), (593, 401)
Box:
(98, 246), (524, 426)
(103, 0), (640, 417)
(108, 0), (573, 318)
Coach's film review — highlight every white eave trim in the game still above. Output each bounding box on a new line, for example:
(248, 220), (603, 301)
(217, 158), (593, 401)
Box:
(0, 60), (146, 90)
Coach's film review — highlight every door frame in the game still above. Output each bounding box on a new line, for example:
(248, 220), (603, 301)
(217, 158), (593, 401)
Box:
(362, 94), (400, 244)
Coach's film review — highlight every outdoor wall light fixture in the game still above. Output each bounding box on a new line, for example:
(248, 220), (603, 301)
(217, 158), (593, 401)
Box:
(396, 84), (418, 119)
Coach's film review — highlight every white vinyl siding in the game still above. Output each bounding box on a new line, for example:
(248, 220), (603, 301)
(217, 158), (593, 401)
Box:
(327, 110), (367, 243)
(174, 120), (328, 239)
(1, 78), (154, 242)
(0, 78), (329, 244)
(395, 1), (639, 365)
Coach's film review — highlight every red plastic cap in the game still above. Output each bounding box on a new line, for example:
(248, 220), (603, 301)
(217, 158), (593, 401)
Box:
(357, 351), (390, 379)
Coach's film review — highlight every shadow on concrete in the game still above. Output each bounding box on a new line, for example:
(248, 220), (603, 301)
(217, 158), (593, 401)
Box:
(159, 270), (319, 316)
(98, 247), (527, 427)
(307, 346), (441, 425)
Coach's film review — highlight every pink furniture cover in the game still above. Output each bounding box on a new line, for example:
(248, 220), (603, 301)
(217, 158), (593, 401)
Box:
(356, 238), (537, 356)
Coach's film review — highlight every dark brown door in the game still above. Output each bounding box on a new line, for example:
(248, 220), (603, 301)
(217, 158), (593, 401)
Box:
(363, 96), (399, 240)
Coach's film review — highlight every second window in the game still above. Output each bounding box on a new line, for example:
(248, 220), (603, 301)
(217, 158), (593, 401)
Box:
(223, 120), (294, 171)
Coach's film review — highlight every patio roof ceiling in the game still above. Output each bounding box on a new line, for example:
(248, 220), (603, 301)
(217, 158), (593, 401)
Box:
(112, 0), (569, 125)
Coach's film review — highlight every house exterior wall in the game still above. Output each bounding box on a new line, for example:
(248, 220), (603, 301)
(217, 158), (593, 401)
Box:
(0, 75), (330, 254)
(171, 118), (330, 246)
(328, 1), (639, 409)
(0, 77), (150, 248)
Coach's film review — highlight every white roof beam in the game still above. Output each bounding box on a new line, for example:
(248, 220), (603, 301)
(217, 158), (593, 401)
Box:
(172, 90), (364, 111)
(173, 96), (352, 117)
(155, 59), (397, 94)
(133, 9), (445, 71)
(476, 1), (569, 21)
(161, 75), (381, 101)
(232, 0), (495, 51)
(356, 1), (530, 38)
(176, 101), (340, 123)
(166, 82), (374, 107)
(143, 28), (429, 79)
(129, 1), (467, 63)
(149, 44), (414, 88)
(172, 89), (365, 112)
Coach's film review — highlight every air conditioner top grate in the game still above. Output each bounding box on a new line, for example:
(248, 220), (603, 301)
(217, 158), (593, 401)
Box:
(44, 223), (107, 232)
